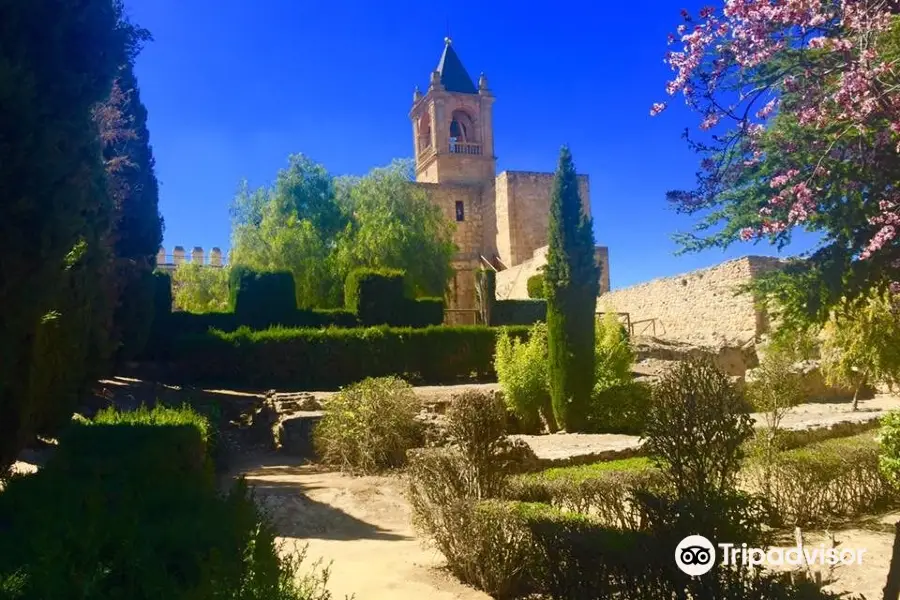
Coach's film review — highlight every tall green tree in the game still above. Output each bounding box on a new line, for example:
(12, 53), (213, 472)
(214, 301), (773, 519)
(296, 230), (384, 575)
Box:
(172, 264), (230, 313)
(231, 157), (454, 307)
(0, 0), (134, 471)
(544, 147), (600, 432)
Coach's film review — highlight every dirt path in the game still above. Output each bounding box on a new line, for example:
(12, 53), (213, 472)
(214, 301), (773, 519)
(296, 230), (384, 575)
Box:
(235, 455), (489, 600)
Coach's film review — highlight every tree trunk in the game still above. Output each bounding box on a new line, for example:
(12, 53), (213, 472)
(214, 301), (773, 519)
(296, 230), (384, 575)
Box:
(883, 521), (900, 600)
(852, 370), (868, 412)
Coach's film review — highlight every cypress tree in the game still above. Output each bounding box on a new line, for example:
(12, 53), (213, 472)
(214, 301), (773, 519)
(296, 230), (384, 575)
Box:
(544, 146), (600, 432)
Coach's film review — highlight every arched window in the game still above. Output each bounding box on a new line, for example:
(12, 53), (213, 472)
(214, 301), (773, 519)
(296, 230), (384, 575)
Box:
(449, 110), (476, 147)
(450, 119), (467, 141)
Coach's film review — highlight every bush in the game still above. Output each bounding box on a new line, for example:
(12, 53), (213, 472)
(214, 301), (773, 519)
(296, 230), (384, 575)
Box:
(0, 406), (331, 600)
(526, 274), (545, 299)
(230, 267), (298, 326)
(493, 299), (547, 326)
(593, 312), (634, 389)
(404, 297), (444, 328)
(344, 268), (406, 326)
(314, 376), (422, 473)
(494, 323), (552, 433)
(644, 358), (754, 502)
(115, 265), (157, 362)
(588, 382), (651, 435)
(170, 325), (529, 389)
(880, 410), (900, 488)
(505, 457), (666, 529)
(747, 432), (890, 526)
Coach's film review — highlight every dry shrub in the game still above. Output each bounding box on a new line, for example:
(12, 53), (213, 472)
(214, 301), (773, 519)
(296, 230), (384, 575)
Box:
(745, 432), (890, 526)
(506, 464), (667, 530)
(313, 376), (422, 474)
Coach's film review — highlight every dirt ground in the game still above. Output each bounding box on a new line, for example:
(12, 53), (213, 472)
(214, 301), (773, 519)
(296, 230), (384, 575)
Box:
(233, 455), (489, 600)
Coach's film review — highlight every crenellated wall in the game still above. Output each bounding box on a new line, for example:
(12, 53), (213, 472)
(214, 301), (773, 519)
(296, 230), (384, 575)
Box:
(156, 246), (228, 272)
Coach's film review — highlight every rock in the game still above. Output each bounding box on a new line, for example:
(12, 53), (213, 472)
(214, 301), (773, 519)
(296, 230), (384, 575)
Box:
(496, 437), (540, 474)
(267, 392), (323, 412)
(247, 401), (279, 449)
(745, 359), (875, 403)
(276, 413), (324, 457)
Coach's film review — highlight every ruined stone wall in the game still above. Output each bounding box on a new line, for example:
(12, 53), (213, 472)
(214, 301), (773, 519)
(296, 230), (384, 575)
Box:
(494, 171), (590, 267)
(598, 256), (787, 346)
(496, 245), (611, 300)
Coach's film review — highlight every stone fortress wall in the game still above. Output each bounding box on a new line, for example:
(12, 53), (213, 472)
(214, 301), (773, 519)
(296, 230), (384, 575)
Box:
(597, 256), (787, 346)
(156, 246), (228, 272)
(496, 245), (611, 300)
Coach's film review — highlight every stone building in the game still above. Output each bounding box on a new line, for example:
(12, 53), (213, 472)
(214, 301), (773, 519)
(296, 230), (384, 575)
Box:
(411, 39), (610, 313)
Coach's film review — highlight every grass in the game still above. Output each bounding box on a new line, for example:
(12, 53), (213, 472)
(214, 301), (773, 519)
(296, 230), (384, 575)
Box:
(92, 403), (210, 442)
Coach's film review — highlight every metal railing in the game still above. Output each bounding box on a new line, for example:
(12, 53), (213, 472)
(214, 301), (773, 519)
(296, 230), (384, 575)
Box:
(449, 142), (482, 155)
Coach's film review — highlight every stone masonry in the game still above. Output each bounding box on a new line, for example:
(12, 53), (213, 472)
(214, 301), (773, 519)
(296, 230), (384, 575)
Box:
(410, 39), (608, 313)
(598, 256), (786, 346)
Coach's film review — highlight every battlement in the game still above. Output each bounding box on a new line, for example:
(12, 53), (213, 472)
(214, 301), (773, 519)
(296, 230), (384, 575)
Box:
(156, 246), (229, 272)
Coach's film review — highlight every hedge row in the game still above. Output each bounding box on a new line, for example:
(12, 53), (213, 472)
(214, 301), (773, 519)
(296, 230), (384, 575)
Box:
(493, 299), (547, 326)
(166, 325), (531, 389)
(0, 405), (319, 599)
(451, 500), (835, 600)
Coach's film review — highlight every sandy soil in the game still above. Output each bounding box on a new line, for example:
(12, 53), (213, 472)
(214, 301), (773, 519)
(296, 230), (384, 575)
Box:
(234, 455), (489, 600)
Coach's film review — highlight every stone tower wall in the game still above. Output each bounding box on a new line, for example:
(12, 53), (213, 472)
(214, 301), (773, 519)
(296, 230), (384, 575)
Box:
(494, 171), (591, 267)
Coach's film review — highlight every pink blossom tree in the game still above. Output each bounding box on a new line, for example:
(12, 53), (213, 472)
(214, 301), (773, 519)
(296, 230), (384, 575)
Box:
(655, 1), (900, 327)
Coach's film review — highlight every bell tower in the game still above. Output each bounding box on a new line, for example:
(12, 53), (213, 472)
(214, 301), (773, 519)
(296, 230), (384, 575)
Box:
(410, 38), (496, 185)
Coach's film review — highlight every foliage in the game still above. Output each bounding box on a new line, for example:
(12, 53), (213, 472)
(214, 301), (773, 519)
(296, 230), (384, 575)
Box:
(229, 266), (298, 325)
(526, 274), (545, 299)
(592, 312), (635, 390)
(746, 432), (889, 526)
(506, 458), (666, 530)
(644, 359), (754, 502)
(545, 147), (600, 432)
(169, 325), (529, 390)
(492, 300), (547, 326)
(655, 3), (900, 326)
(114, 265), (157, 361)
(879, 411), (900, 489)
(231, 157), (453, 308)
(0, 0), (135, 470)
(588, 383), (652, 435)
(344, 268), (406, 325)
(822, 287), (900, 409)
(0, 406), (332, 600)
(494, 323), (553, 433)
(444, 390), (513, 499)
(474, 269), (496, 326)
(313, 377), (422, 473)
(173, 263), (230, 313)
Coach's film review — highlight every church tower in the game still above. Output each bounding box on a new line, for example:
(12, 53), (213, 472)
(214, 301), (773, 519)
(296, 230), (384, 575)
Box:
(410, 38), (496, 185)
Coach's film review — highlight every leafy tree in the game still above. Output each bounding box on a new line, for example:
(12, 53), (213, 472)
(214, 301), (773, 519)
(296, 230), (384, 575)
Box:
(526, 273), (545, 299)
(231, 157), (454, 307)
(544, 147), (600, 432)
(335, 160), (455, 298)
(0, 0), (134, 471)
(821, 287), (900, 410)
(173, 264), (231, 313)
(654, 3), (900, 327)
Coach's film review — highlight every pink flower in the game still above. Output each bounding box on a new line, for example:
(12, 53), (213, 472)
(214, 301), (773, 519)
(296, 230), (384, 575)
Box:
(650, 102), (667, 116)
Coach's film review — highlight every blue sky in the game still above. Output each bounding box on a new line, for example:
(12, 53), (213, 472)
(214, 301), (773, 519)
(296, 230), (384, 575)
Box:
(127, 0), (818, 290)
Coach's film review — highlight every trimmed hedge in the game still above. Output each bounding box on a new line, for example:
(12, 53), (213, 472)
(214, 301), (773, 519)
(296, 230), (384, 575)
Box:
(0, 405), (327, 600)
(493, 300), (547, 326)
(230, 266), (297, 326)
(345, 268), (406, 326)
(745, 432), (891, 526)
(526, 274), (545, 299)
(168, 325), (530, 389)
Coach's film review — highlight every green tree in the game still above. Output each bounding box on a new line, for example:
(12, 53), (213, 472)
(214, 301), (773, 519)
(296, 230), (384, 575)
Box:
(0, 0), (134, 471)
(336, 160), (455, 298)
(821, 287), (900, 410)
(544, 147), (600, 432)
(173, 264), (231, 313)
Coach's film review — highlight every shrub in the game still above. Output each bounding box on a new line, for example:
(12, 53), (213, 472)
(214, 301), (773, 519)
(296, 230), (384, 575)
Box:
(880, 410), (900, 488)
(526, 274), (545, 299)
(0, 406), (332, 600)
(172, 262), (231, 313)
(644, 358), (754, 502)
(115, 265), (157, 362)
(344, 268), (406, 326)
(445, 390), (516, 498)
(493, 299), (547, 326)
(593, 312), (634, 389)
(588, 382), (651, 435)
(747, 432), (890, 526)
(230, 267), (298, 326)
(494, 323), (552, 432)
(405, 297), (444, 328)
(506, 457), (667, 529)
(170, 325), (529, 389)
(314, 376), (422, 473)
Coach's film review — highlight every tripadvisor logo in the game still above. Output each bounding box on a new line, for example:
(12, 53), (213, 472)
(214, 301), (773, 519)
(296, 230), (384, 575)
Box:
(675, 535), (867, 576)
